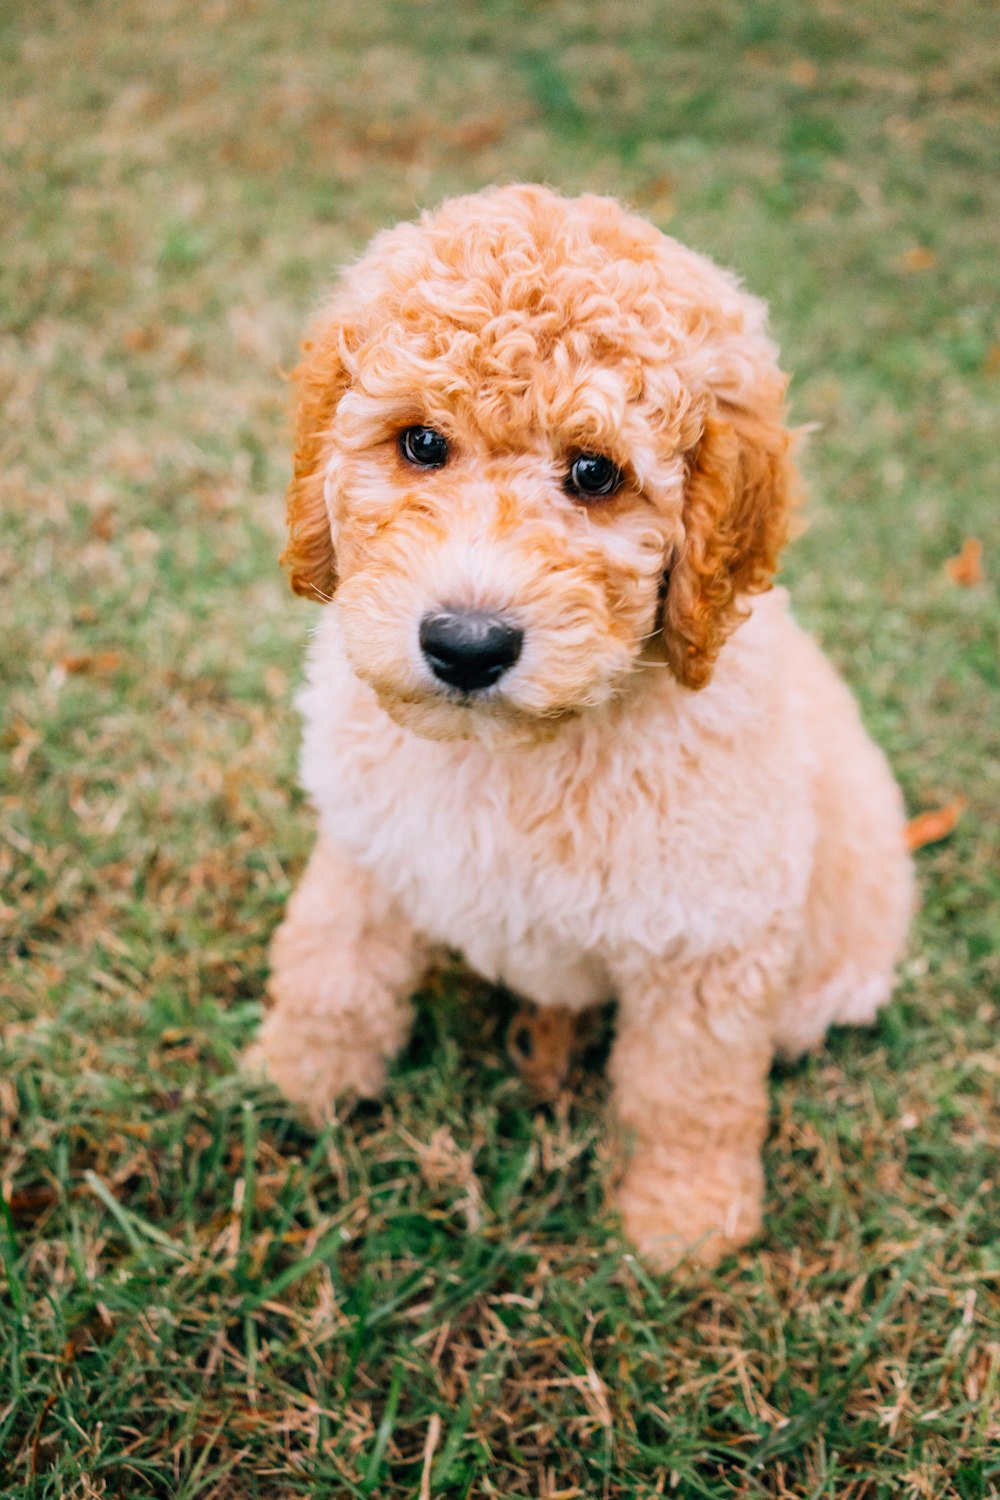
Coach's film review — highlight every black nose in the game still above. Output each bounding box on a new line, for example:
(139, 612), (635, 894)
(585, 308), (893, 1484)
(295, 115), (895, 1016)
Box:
(419, 610), (523, 693)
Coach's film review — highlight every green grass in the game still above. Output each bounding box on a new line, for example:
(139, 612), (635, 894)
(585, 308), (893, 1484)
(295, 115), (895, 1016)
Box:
(2, 0), (998, 1494)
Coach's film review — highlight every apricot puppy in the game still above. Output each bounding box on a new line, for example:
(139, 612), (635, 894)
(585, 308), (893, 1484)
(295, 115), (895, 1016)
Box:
(248, 185), (913, 1268)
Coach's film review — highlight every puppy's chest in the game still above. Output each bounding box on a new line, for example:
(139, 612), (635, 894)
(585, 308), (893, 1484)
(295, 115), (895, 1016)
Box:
(309, 706), (803, 981)
(324, 734), (629, 962)
(299, 594), (814, 990)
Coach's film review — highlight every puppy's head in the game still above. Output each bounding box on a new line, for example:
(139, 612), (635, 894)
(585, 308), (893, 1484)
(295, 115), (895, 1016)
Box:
(284, 185), (797, 746)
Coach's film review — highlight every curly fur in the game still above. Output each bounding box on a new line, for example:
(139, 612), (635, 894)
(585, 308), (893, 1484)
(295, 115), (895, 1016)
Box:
(248, 185), (914, 1269)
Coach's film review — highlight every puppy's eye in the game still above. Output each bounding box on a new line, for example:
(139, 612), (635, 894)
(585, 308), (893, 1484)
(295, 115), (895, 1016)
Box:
(566, 452), (623, 500)
(400, 426), (449, 468)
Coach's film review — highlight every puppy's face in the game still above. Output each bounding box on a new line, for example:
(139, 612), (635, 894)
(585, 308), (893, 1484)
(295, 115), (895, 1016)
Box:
(324, 355), (682, 746)
(284, 187), (796, 747)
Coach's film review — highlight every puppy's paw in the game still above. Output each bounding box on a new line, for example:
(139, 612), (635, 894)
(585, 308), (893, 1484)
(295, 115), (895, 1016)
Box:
(242, 1013), (388, 1125)
(615, 1154), (763, 1271)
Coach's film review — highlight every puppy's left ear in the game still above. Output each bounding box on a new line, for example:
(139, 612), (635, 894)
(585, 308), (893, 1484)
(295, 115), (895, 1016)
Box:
(280, 300), (358, 602)
(662, 372), (797, 689)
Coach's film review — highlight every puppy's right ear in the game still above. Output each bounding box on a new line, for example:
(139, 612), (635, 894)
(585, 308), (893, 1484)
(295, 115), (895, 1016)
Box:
(280, 302), (357, 602)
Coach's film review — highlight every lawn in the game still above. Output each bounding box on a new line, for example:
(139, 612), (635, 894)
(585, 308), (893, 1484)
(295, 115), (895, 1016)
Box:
(1, 0), (998, 1495)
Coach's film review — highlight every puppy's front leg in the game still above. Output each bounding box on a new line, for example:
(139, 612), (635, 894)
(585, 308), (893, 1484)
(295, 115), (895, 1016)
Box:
(245, 838), (425, 1123)
(610, 948), (782, 1270)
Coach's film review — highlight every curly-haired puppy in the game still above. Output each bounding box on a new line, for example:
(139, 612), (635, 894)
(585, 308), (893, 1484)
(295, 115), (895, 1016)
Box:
(248, 185), (913, 1268)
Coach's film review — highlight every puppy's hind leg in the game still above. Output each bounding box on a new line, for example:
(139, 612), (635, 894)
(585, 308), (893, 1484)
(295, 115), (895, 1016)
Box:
(245, 838), (426, 1124)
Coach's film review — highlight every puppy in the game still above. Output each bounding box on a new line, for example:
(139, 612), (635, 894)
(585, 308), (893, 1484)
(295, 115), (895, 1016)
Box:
(248, 185), (913, 1268)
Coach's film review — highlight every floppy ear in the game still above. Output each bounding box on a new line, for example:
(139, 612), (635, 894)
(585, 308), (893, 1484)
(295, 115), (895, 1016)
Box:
(280, 304), (356, 602)
(662, 377), (797, 689)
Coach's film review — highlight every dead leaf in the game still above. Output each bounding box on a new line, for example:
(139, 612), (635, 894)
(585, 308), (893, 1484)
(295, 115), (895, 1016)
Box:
(89, 506), (115, 541)
(122, 326), (159, 352)
(443, 112), (515, 152)
(906, 798), (967, 852)
(507, 1003), (599, 1102)
(789, 59), (818, 86)
(60, 651), (124, 675)
(4, 1185), (59, 1220)
(898, 246), (936, 272)
(944, 537), (984, 586)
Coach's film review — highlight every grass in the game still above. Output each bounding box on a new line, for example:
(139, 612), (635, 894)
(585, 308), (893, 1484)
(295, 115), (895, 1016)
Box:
(1, 0), (998, 1494)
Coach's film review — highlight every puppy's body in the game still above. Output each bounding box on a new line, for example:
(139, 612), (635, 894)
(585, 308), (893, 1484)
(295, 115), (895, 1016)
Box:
(250, 185), (913, 1266)
(298, 590), (909, 1052)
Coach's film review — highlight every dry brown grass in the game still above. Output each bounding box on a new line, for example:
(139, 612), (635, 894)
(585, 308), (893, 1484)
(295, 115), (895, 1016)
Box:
(2, 0), (998, 1494)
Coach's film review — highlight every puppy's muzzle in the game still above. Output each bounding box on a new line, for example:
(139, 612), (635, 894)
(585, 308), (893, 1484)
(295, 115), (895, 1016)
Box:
(419, 609), (523, 694)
